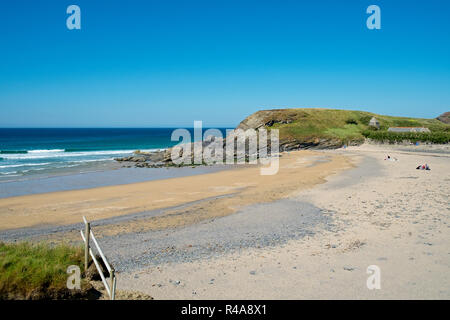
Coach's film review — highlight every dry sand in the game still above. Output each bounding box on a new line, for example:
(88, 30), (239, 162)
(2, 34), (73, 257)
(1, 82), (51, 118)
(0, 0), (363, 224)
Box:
(115, 144), (450, 299)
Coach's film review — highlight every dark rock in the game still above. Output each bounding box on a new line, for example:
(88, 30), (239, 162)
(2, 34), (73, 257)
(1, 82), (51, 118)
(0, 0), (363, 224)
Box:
(436, 111), (450, 124)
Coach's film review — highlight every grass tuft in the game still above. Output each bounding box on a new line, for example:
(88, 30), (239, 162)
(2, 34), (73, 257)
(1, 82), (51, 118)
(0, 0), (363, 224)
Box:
(0, 242), (85, 299)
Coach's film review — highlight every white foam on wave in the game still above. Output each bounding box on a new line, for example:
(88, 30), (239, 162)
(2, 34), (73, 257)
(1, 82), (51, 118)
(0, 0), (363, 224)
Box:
(0, 171), (18, 175)
(0, 162), (52, 169)
(1, 148), (165, 160)
(1, 150), (134, 160)
(21, 167), (47, 173)
(27, 149), (65, 153)
(0, 149), (167, 179)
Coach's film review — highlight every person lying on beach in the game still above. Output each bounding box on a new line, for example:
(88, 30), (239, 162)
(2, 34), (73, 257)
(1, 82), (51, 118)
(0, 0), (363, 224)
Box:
(416, 164), (431, 170)
(384, 155), (398, 161)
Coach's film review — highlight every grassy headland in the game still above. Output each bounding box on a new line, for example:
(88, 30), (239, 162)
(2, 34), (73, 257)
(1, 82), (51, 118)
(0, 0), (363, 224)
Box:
(237, 108), (450, 147)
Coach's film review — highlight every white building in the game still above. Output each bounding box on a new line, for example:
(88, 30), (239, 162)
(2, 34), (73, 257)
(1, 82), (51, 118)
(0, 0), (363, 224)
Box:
(368, 117), (380, 129)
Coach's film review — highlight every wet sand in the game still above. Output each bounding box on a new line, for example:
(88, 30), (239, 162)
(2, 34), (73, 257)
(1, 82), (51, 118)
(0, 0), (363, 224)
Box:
(0, 164), (233, 199)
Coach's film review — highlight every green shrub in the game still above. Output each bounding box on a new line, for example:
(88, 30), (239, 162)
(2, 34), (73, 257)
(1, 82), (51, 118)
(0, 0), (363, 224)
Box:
(362, 130), (450, 144)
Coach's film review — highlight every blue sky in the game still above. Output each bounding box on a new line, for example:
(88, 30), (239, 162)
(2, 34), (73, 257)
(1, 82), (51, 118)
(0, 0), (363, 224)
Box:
(0, 0), (449, 127)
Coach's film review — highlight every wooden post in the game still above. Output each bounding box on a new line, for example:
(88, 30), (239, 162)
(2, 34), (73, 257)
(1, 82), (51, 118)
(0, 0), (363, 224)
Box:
(84, 222), (90, 272)
(110, 269), (115, 300)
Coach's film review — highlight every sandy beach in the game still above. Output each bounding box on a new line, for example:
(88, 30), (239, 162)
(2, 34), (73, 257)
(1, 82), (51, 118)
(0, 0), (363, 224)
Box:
(0, 144), (449, 299)
(112, 144), (449, 299)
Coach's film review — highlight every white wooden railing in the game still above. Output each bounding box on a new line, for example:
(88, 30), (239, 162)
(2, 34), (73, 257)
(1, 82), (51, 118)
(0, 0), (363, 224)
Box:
(80, 216), (116, 300)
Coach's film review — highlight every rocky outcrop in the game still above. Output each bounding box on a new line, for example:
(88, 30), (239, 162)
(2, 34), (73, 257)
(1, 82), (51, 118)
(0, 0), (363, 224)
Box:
(437, 112), (450, 124)
(114, 130), (277, 168)
(278, 138), (344, 151)
(236, 109), (299, 130)
(115, 150), (171, 168)
(237, 109), (352, 150)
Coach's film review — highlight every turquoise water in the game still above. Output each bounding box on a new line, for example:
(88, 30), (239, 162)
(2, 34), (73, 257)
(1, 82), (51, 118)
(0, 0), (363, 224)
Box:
(0, 128), (229, 181)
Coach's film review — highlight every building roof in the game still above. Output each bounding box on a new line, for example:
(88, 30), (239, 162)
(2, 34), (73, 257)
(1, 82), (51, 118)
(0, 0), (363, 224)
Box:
(389, 126), (426, 128)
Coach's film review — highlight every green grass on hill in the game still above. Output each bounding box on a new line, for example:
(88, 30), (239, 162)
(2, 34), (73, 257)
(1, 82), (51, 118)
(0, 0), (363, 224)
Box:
(0, 242), (85, 299)
(266, 108), (450, 144)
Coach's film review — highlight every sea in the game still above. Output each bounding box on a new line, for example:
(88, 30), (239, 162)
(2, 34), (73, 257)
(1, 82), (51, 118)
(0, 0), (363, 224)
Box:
(0, 128), (230, 182)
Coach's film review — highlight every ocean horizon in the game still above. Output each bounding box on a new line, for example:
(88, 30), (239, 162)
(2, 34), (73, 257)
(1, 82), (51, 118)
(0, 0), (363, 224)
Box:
(0, 128), (230, 182)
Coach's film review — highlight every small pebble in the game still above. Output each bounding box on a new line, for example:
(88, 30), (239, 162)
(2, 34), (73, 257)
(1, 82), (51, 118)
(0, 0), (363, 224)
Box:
(343, 266), (354, 271)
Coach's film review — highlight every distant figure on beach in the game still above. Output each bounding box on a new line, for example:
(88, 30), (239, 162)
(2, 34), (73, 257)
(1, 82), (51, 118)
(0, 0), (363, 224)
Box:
(416, 164), (431, 170)
(384, 155), (398, 161)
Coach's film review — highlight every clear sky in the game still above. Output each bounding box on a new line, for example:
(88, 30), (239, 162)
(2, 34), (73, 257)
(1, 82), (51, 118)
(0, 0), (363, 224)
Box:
(0, 0), (449, 127)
